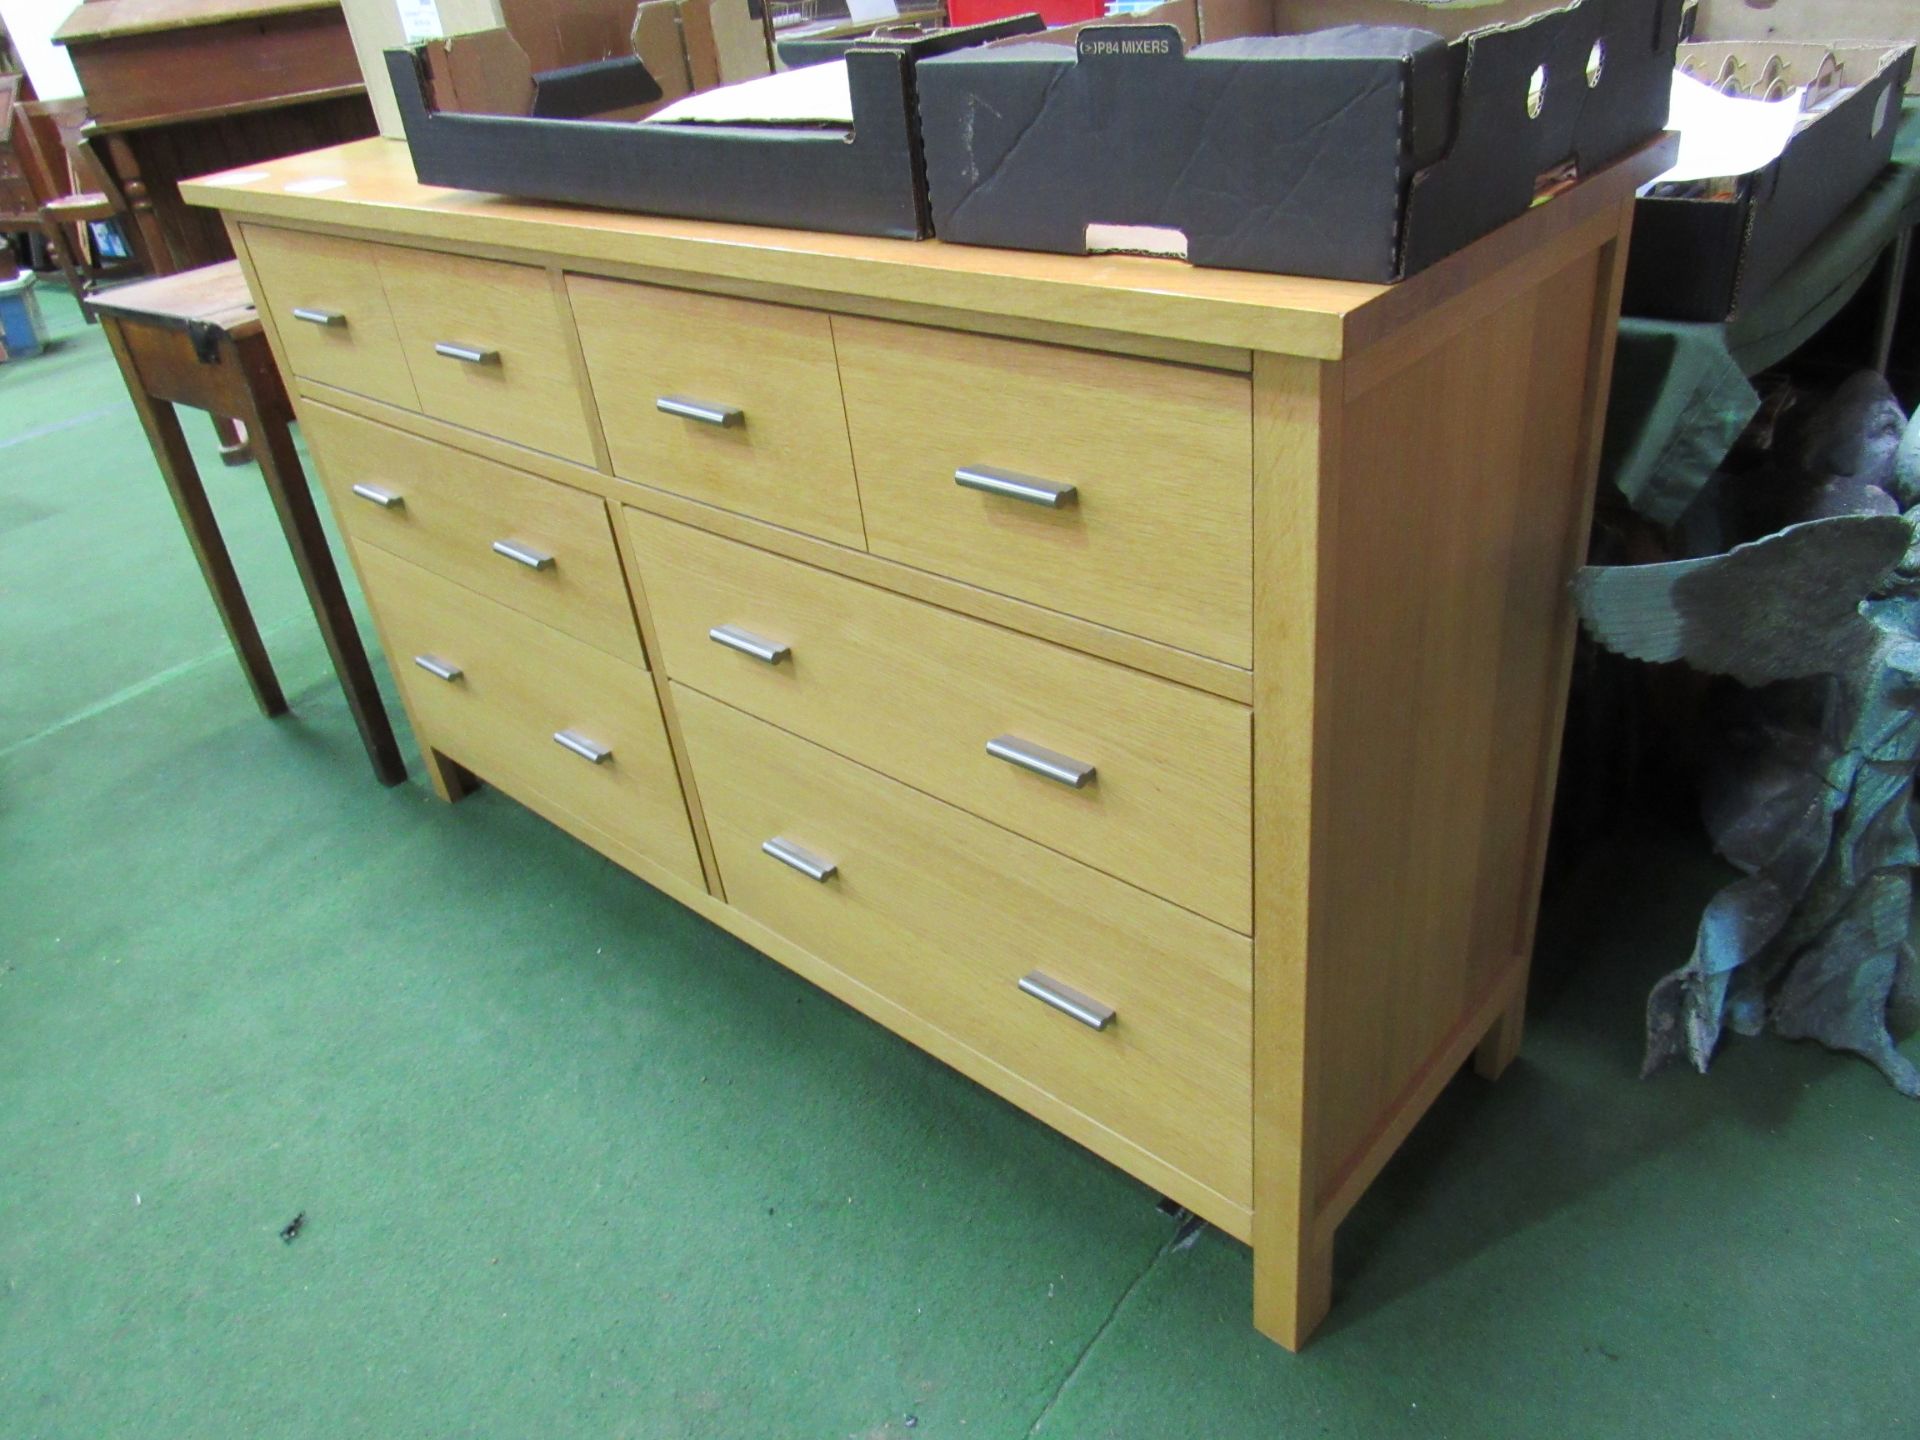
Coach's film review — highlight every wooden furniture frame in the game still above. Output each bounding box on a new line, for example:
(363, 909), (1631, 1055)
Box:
(14, 96), (147, 316)
(89, 260), (404, 785)
(0, 72), (46, 269)
(188, 132), (1673, 1348)
(54, 0), (374, 275)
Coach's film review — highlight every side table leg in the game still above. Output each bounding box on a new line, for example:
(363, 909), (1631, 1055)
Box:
(100, 318), (286, 717)
(213, 415), (252, 467)
(238, 389), (407, 787)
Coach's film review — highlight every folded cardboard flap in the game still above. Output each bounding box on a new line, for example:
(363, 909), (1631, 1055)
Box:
(916, 0), (1677, 280)
(1400, 0), (1681, 272)
(500, 0), (639, 70)
(424, 0), (774, 118)
(633, 0), (698, 102)
(530, 55), (664, 117)
(390, 16), (1047, 237)
(424, 28), (538, 116)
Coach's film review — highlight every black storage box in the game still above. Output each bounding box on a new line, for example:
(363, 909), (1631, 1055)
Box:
(1622, 41), (1916, 322)
(913, 0), (1681, 283)
(386, 15), (1044, 240)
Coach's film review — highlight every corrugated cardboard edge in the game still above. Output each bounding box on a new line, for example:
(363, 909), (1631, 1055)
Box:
(424, 27), (536, 115)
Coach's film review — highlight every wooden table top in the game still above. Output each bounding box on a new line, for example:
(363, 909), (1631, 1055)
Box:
(87, 258), (261, 335)
(56, 0), (346, 45)
(183, 133), (1678, 361)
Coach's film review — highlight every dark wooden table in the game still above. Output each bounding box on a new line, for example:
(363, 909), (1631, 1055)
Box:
(0, 72), (47, 263)
(55, 0), (376, 273)
(91, 261), (404, 785)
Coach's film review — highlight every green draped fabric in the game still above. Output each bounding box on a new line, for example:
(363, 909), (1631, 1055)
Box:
(1602, 102), (1920, 526)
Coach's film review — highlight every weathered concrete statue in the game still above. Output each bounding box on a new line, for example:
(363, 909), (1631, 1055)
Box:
(1574, 373), (1920, 1095)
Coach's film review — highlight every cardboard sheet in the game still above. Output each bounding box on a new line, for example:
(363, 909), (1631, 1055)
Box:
(643, 59), (853, 124)
(1649, 71), (1803, 187)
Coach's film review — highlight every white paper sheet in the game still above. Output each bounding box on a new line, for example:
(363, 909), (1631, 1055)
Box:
(846, 0), (900, 21)
(1646, 70), (1804, 188)
(395, 0), (448, 44)
(642, 61), (854, 127)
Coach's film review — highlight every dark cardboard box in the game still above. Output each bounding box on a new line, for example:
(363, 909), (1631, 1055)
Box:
(388, 14), (1045, 240)
(1622, 41), (1915, 322)
(914, 0), (1681, 283)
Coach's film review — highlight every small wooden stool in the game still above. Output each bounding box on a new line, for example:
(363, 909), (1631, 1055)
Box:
(90, 261), (405, 785)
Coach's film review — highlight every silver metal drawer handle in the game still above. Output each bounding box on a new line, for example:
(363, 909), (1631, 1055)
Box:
(435, 341), (500, 365)
(291, 307), (345, 327)
(762, 836), (836, 882)
(1019, 972), (1115, 1031)
(709, 624), (790, 665)
(987, 735), (1096, 789)
(955, 465), (1077, 508)
(553, 729), (612, 764)
(657, 394), (743, 427)
(350, 482), (404, 510)
(412, 654), (462, 682)
(491, 539), (555, 571)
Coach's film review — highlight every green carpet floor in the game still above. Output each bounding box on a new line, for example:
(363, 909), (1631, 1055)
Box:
(2, 279), (1915, 1438)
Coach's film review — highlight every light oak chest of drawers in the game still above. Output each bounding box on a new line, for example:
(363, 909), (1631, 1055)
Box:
(188, 134), (1671, 1350)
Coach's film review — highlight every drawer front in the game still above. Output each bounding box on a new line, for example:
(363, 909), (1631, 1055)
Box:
(567, 277), (865, 547)
(376, 246), (598, 465)
(834, 317), (1254, 666)
(304, 404), (645, 667)
(242, 225), (418, 410)
(627, 510), (1252, 931)
(676, 686), (1253, 1206)
(361, 546), (702, 887)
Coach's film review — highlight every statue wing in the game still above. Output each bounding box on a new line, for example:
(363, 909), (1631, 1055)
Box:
(1573, 515), (1911, 686)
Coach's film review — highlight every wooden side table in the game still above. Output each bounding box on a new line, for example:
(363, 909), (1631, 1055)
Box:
(90, 261), (404, 785)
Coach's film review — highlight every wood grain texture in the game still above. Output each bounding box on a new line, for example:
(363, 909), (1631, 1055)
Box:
(233, 358), (407, 785)
(569, 276), (866, 547)
(242, 223), (417, 408)
(609, 500), (728, 900)
(1249, 352), (1338, 1352)
(627, 510), (1253, 931)
(182, 134), (1674, 360)
(548, 268), (615, 475)
(55, 0), (361, 129)
(232, 213), (471, 810)
(1476, 202), (1640, 1081)
(225, 216), (1259, 369)
(87, 258), (260, 331)
(99, 315), (288, 719)
(1269, 245), (1619, 1336)
(291, 379), (1257, 703)
(56, 0), (347, 44)
(203, 166), (1648, 1350)
(364, 545), (703, 887)
(1308, 290), (1541, 1193)
(676, 685), (1253, 1216)
(375, 244), (597, 465)
(497, 747), (1253, 1242)
(301, 402), (647, 666)
(836, 316), (1254, 666)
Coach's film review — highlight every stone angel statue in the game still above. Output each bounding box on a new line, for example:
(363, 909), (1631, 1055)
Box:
(1574, 505), (1920, 1094)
